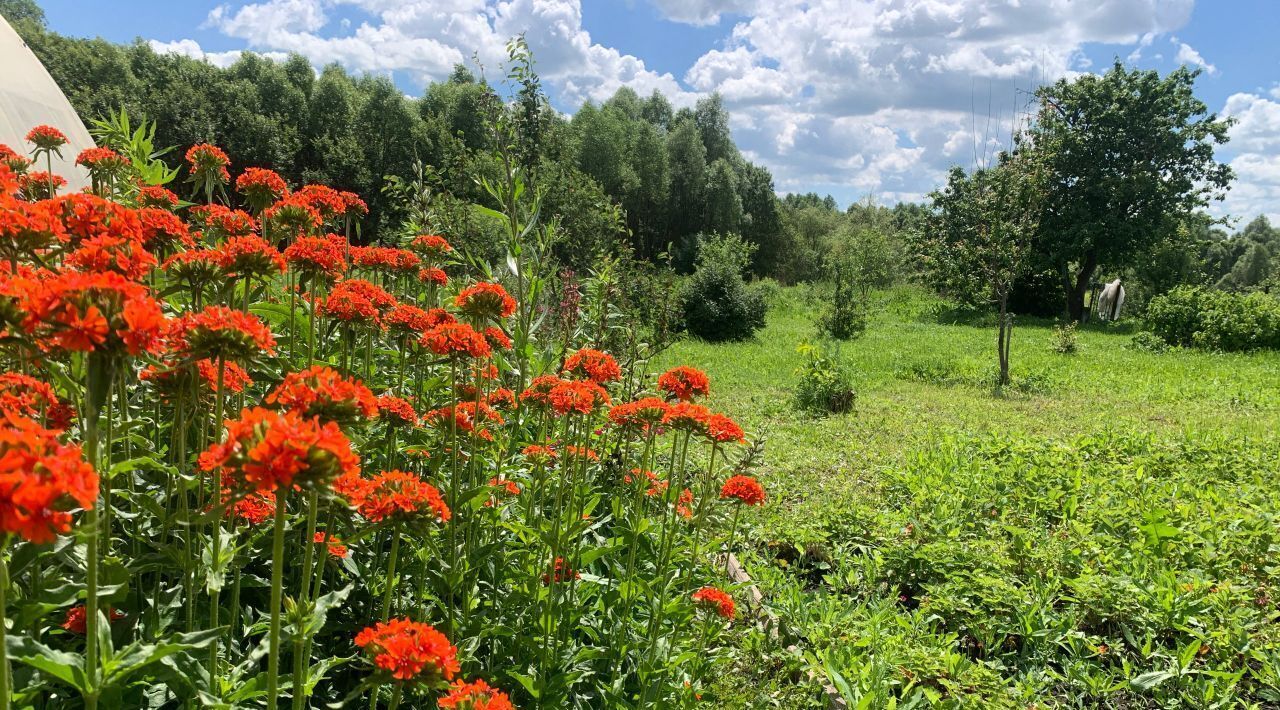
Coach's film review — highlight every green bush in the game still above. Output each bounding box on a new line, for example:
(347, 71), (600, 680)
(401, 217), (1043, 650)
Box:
(679, 233), (767, 342)
(1146, 286), (1280, 351)
(1051, 322), (1079, 354)
(1129, 331), (1169, 353)
(794, 344), (857, 414)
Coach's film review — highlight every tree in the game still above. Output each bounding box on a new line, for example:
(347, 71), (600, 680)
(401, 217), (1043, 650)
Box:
(738, 163), (783, 276)
(917, 149), (1044, 387)
(1227, 242), (1272, 290)
(1030, 61), (1233, 321)
(694, 94), (738, 166)
(703, 158), (743, 236)
(665, 116), (708, 263)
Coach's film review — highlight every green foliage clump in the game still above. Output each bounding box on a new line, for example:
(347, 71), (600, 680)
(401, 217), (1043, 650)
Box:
(1051, 322), (1079, 354)
(793, 344), (856, 414)
(1130, 331), (1170, 354)
(679, 233), (766, 342)
(1146, 286), (1280, 351)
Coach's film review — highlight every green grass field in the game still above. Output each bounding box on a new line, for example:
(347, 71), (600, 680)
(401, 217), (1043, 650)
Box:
(657, 286), (1280, 708)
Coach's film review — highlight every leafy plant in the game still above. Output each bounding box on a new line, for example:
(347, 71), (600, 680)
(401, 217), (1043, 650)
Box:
(793, 343), (856, 414)
(1051, 322), (1079, 354)
(679, 232), (767, 341)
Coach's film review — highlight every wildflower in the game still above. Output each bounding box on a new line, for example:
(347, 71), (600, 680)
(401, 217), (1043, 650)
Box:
(185, 143), (231, 189)
(483, 326), (511, 350)
(216, 235), (286, 279)
(196, 358), (253, 393)
(420, 322), (491, 359)
(626, 468), (667, 498)
(137, 185), (180, 210)
(376, 395), (419, 427)
(266, 365), (378, 426)
(293, 184), (346, 221)
(227, 489), (276, 525)
(75, 147), (130, 184)
(17, 172), (66, 200)
(0, 413), (98, 544)
(542, 557), (579, 585)
(351, 246), (420, 274)
(61, 605), (125, 634)
(65, 235), (158, 280)
(284, 235), (348, 280)
(518, 375), (564, 410)
(455, 282), (516, 321)
(720, 475), (765, 506)
(355, 618), (459, 682)
(562, 348), (622, 384)
(385, 304), (434, 336)
(0, 373), (63, 422)
(329, 279), (396, 313)
(198, 407), (359, 494)
(357, 470), (450, 524)
(262, 195), (322, 239)
(418, 266), (448, 286)
(438, 679), (515, 710)
(483, 477), (521, 508)
(521, 444), (556, 466)
(662, 402), (712, 434)
(676, 488), (694, 519)
(486, 388), (516, 411)
(608, 397), (669, 429)
(339, 191), (367, 220)
(691, 586), (735, 619)
(410, 234), (452, 260)
(313, 531), (349, 559)
(137, 207), (193, 250)
(563, 445), (599, 462)
(25, 125), (68, 153)
(235, 167), (289, 212)
(20, 270), (167, 356)
(53, 193), (144, 244)
(705, 412), (746, 444)
(162, 249), (222, 290)
(425, 402), (502, 441)
(658, 366), (710, 401)
(189, 204), (256, 238)
(170, 305), (276, 360)
(549, 379), (610, 416)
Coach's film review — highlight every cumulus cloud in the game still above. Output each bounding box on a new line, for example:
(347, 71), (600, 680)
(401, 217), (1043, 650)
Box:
(1216, 93), (1280, 223)
(1173, 37), (1216, 74)
(147, 38), (283, 68)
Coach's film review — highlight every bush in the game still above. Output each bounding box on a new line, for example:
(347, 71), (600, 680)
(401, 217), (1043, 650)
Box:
(1146, 286), (1280, 351)
(794, 344), (857, 414)
(1051, 322), (1078, 354)
(1130, 331), (1169, 353)
(680, 233), (767, 341)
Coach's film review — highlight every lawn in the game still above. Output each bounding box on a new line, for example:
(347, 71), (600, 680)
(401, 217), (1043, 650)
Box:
(658, 286), (1280, 708)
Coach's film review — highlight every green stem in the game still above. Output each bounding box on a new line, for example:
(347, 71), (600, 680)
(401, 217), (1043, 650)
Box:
(380, 526), (401, 621)
(266, 490), (288, 707)
(293, 491), (320, 710)
(0, 538), (10, 710)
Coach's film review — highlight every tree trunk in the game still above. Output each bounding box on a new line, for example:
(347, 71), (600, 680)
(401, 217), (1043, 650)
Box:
(1066, 251), (1099, 322)
(996, 294), (1010, 387)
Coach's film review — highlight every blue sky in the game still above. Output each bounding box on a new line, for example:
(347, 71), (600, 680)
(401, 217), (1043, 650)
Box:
(33, 0), (1280, 223)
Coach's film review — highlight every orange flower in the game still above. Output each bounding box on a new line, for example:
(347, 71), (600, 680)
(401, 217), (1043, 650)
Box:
(548, 379), (610, 416)
(235, 167), (289, 211)
(61, 605), (125, 634)
(562, 348), (622, 384)
(186, 143), (230, 184)
(410, 234), (452, 259)
(483, 476), (521, 508)
(542, 557), (579, 585)
(355, 618), (459, 682)
(351, 246), (420, 274)
(266, 365), (378, 426)
(720, 475), (765, 506)
(20, 270), (168, 356)
(137, 185), (180, 210)
(189, 204), (256, 238)
(608, 397), (669, 429)
(313, 531), (349, 558)
(170, 305), (276, 360)
(198, 407), (359, 494)
(705, 412), (746, 444)
(691, 586), (735, 619)
(438, 679), (515, 710)
(661, 402), (711, 434)
(420, 322), (490, 359)
(284, 235), (347, 280)
(425, 402), (502, 441)
(65, 235), (158, 280)
(455, 282), (516, 320)
(356, 470), (450, 524)
(0, 412), (98, 544)
(418, 266), (448, 286)
(521, 444), (557, 466)
(216, 235), (286, 278)
(657, 366), (710, 402)
(376, 395), (419, 427)
(26, 125), (68, 152)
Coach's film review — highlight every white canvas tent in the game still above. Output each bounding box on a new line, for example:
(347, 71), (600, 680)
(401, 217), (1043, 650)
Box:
(0, 15), (95, 191)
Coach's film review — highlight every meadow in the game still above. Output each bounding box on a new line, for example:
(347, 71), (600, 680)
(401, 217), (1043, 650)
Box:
(660, 286), (1280, 708)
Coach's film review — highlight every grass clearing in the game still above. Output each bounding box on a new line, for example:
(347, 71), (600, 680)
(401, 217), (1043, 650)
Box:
(658, 286), (1280, 707)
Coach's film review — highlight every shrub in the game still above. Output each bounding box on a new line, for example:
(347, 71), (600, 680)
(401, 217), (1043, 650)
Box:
(680, 233), (767, 341)
(1051, 322), (1078, 354)
(1146, 286), (1280, 351)
(1129, 331), (1169, 353)
(794, 343), (857, 414)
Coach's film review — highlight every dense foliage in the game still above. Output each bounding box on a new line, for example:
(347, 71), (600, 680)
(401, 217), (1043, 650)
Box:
(1145, 285), (1280, 351)
(678, 234), (766, 342)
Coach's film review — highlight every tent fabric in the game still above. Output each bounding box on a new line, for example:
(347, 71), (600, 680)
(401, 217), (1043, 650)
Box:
(0, 16), (96, 192)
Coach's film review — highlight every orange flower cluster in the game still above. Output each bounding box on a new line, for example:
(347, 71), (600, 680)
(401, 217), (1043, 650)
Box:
(198, 407), (359, 494)
(186, 143), (231, 184)
(284, 235), (347, 279)
(352, 469), (450, 524)
(171, 305), (277, 360)
(294, 184), (346, 220)
(438, 679), (515, 710)
(137, 207), (193, 250)
(351, 246), (420, 274)
(262, 195), (322, 236)
(62, 605), (124, 634)
(75, 147), (129, 173)
(657, 366), (710, 402)
(548, 379), (610, 416)
(719, 475), (765, 506)
(20, 270), (167, 355)
(542, 557), (579, 585)
(322, 279), (397, 326)
(355, 618), (459, 682)
(235, 167), (289, 209)
(376, 395), (419, 427)
(313, 531), (349, 558)
(138, 185), (179, 210)
(691, 586), (735, 619)
(410, 234), (452, 259)
(0, 372), (73, 426)
(425, 402), (502, 441)
(418, 266), (448, 286)
(216, 235), (286, 278)
(420, 322), (490, 359)
(562, 348), (622, 384)
(608, 397), (668, 429)
(66, 234), (158, 280)
(455, 282), (516, 321)
(26, 125), (68, 151)
(266, 365), (378, 426)
(190, 204), (256, 238)
(0, 412), (97, 543)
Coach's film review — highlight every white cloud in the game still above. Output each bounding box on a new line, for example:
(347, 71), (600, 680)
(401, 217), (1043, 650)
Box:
(1173, 37), (1216, 74)
(646, 0), (756, 26)
(1215, 93), (1280, 223)
(147, 38), (287, 68)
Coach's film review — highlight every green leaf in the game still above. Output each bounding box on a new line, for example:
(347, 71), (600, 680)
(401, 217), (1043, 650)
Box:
(7, 634), (89, 692)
